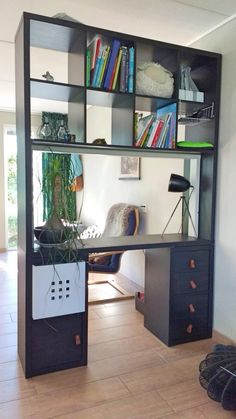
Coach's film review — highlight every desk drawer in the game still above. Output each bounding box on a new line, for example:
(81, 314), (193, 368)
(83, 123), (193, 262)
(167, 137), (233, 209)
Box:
(171, 271), (209, 295)
(170, 317), (209, 345)
(171, 294), (208, 319)
(172, 249), (209, 273)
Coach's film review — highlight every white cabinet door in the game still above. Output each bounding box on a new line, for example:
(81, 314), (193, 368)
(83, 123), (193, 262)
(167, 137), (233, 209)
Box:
(32, 262), (86, 319)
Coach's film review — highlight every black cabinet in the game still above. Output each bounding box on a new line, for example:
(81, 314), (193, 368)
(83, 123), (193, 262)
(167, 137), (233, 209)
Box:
(31, 313), (87, 375)
(144, 244), (212, 346)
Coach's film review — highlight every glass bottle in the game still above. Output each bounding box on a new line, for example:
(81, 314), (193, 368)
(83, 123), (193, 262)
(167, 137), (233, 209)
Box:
(40, 116), (52, 140)
(57, 119), (67, 142)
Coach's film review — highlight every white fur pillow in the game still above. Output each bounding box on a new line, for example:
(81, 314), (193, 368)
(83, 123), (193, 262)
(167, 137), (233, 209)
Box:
(136, 62), (174, 98)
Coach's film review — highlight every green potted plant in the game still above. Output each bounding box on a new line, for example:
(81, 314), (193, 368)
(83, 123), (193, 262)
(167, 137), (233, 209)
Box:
(34, 151), (82, 246)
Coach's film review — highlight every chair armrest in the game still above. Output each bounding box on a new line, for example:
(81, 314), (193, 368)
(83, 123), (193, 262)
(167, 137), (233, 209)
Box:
(89, 250), (123, 260)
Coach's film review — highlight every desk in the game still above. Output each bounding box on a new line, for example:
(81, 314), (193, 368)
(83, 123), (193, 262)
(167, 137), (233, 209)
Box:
(25, 234), (212, 377)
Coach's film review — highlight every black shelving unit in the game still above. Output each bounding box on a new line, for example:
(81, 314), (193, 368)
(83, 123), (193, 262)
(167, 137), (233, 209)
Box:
(15, 12), (221, 377)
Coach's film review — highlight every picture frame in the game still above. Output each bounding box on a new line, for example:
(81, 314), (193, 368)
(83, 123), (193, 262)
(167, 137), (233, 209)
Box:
(119, 156), (140, 180)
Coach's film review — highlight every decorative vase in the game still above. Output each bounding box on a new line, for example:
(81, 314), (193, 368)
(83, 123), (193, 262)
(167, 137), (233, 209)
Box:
(199, 344), (236, 411)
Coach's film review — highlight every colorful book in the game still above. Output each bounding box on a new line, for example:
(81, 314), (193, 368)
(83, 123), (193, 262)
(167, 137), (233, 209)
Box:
(94, 47), (107, 87)
(146, 118), (159, 147)
(87, 35), (101, 81)
(104, 39), (121, 90)
(112, 48), (123, 90)
(99, 46), (110, 87)
(151, 119), (165, 147)
(156, 103), (177, 148)
(120, 46), (128, 92)
(125, 52), (129, 92)
(128, 46), (135, 93)
(86, 49), (91, 87)
(157, 113), (172, 148)
(135, 115), (154, 147)
(168, 113), (176, 148)
(92, 45), (103, 87)
(108, 55), (118, 90)
(141, 123), (154, 147)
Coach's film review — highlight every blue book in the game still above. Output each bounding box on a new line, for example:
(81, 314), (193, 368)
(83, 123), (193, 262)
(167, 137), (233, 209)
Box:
(128, 46), (134, 93)
(92, 48), (102, 87)
(103, 39), (121, 90)
(95, 47), (107, 87)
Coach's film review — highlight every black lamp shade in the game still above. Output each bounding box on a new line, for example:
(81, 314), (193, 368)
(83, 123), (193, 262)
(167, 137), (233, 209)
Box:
(168, 173), (191, 192)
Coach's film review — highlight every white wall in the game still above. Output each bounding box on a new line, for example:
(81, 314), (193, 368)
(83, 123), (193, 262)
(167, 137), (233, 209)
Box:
(81, 149), (184, 286)
(191, 18), (236, 340)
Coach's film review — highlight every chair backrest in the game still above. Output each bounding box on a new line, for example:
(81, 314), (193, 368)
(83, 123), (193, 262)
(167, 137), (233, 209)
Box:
(102, 203), (139, 238)
(88, 204), (139, 274)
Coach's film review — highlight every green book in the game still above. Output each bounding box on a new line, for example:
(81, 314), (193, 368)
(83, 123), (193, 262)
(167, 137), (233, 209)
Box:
(86, 49), (91, 87)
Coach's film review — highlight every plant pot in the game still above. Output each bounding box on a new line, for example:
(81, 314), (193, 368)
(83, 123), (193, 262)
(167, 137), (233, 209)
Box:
(34, 226), (73, 244)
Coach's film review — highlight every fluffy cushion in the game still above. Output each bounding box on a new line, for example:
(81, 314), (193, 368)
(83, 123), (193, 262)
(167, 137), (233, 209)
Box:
(103, 203), (137, 237)
(136, 62), (174, 98)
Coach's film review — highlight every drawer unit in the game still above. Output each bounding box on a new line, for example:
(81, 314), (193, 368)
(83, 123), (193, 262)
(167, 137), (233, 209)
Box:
(171, 293), (208, 319)
(170, 316), (209, 345)
(171, 271), (209, 295)
(144, 244), (212, 347)
(172, 249), (209, 273)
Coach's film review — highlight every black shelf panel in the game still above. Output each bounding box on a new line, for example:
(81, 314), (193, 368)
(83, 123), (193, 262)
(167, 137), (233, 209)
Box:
(30, 79), (85, 102)
(30, 17), (85, 52)
(135, 94), (177, 112)
(87, 88), (134, 108)
(136, 93), (177, 102)
(31, 139), (214, 156)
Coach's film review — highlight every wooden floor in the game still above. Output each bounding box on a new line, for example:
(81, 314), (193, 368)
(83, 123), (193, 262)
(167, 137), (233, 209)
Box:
(0, 251), (235, 418)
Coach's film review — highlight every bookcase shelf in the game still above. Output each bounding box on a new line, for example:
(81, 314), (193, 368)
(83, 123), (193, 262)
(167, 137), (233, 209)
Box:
(31, 139), (214, 156)
(16, 11), (221, 378)
(30, 79), (85, 102)
(30, 17), (85, 51)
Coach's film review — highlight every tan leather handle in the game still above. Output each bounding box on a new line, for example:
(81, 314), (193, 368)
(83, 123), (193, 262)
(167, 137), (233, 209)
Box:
(190, 280), (197, 289)
(188, 303), (195, 313)
(189, 258), (196, 269)
(186, 324), (193, 334)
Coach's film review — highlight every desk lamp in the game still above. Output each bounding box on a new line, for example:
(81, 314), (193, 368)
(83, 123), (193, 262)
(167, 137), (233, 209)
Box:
(162, 173), (197, 236)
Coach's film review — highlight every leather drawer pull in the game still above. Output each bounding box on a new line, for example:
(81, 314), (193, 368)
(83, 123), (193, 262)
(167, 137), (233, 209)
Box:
(186, 324), (193, 334)
(188, 303), (195, 313)
(189, 259), (196, 269)
(189, 280), (197, 289)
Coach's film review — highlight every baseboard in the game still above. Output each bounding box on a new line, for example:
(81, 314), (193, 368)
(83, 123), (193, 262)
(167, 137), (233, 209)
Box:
(213, 329), (236, 345)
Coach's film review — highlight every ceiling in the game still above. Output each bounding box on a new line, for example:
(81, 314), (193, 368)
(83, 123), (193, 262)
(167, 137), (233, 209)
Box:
(1, 0), (236, 111)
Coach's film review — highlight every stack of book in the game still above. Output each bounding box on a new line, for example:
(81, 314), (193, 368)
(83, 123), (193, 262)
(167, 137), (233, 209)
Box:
(135, 103), (176, 149)
(86, 35), (134, 92)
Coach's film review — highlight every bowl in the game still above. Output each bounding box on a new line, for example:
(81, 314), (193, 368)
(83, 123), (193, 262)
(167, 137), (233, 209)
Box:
(34, 226), (73, 244)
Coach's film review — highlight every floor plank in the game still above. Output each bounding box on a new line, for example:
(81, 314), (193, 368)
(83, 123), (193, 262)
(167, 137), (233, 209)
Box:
(53, 390), (173, 419)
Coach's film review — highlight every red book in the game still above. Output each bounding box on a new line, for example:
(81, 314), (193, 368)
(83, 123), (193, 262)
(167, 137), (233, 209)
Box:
(88, 36), (101, 81)
(151, 120), (164, 148)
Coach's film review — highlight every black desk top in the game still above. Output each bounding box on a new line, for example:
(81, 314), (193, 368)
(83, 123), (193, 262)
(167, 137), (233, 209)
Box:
(33, 234), (211, 265)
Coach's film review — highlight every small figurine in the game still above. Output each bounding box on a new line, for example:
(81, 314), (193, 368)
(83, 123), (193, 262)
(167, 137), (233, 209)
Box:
(92, 138), (107, 145)
(42, 71), (54, 82)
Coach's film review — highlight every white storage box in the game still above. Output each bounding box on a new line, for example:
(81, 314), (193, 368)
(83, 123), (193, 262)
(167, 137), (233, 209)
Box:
(32, 262), (86, 320)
